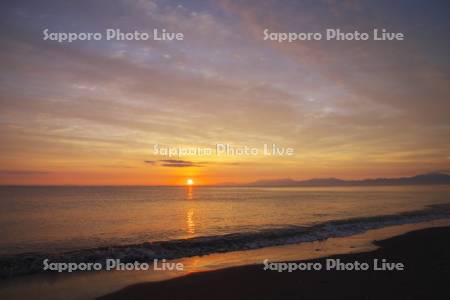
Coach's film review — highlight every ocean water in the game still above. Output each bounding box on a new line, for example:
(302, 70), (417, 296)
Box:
(0, 185), (449, 277)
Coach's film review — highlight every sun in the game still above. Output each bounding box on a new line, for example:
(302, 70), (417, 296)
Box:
(186, 179), (194, 186)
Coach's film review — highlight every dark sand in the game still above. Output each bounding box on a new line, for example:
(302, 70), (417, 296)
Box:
(98, 227), (450, 300)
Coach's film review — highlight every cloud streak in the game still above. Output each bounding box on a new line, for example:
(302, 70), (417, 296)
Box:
(0, 0), (449, 183)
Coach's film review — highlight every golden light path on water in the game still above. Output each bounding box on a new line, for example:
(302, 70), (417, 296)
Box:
(186, 186), (195, 234)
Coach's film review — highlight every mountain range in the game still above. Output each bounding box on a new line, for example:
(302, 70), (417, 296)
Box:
(233, 172), (450, 187)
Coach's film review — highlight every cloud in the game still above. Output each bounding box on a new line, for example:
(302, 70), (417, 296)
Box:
(0, 170), (52, 176)
(143, 159), (263, 168)
(159, 159), (202, 168)
(143, 159), (203, 167)
(1, 0), (449, 182)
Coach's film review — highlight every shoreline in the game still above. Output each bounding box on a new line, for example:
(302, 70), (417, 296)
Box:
(1, 220), (449, 300)
(98, 225), (450, 300)
(3, 201), (450, 279)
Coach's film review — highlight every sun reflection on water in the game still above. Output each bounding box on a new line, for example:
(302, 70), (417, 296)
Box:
(186, 208), (195, 234)
(186, 186), (193, 200)
(185, 186), (195, 234)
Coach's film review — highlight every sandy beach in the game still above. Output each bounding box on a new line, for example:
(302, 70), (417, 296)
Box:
(98, 226), (450, 300)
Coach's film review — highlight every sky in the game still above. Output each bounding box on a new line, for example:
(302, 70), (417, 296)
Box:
(0, 0), (449, 185)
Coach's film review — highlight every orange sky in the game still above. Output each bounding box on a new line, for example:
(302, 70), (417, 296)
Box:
(0, 0), (449, 185)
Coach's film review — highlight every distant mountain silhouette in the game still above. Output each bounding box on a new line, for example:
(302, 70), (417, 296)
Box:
(243, 172), (450, 187)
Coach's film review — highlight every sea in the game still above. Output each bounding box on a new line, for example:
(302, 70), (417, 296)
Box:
(0, 185), (449, 277)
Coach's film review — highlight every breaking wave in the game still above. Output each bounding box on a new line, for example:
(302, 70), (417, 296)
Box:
(1, 203), (449, 278)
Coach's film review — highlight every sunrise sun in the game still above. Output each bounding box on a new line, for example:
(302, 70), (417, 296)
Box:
(186, 179), (194, 186)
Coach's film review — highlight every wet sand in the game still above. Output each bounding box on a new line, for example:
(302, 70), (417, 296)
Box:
(98, 226), (450, 300)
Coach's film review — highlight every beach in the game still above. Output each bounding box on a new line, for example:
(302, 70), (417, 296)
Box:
(98, 226), (450, 300)
(0, 186), (449, 300)
(2, 0), (450, 299)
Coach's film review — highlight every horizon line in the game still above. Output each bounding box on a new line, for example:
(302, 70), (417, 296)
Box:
(1, 171), (448, 187)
